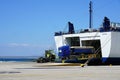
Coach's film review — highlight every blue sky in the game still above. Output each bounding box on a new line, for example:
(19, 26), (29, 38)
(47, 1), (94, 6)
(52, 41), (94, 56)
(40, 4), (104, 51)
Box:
(0, 0), (120, 56)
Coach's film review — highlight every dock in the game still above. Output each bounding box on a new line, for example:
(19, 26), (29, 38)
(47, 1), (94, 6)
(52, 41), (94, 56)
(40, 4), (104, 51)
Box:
(0, 62), (120, 80)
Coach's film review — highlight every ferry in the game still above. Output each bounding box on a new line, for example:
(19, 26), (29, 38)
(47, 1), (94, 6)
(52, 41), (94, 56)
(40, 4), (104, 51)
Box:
(54, 1), (120, 65)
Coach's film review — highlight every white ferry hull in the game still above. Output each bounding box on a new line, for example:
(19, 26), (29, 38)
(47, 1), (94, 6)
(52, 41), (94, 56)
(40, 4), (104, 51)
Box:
(54, 32), (120, 64)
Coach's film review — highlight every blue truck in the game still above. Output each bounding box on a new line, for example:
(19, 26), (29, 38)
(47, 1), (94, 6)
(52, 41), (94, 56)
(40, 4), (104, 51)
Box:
(58, 45), (98, 63)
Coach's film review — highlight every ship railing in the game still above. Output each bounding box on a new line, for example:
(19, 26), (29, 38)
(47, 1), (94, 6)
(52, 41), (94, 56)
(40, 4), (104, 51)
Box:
(54, 27), (120, 36)
(54, 29), (99, 36)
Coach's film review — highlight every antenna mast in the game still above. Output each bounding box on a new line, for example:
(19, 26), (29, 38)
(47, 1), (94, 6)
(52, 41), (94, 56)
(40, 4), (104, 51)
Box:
(89, 1), (93, 30)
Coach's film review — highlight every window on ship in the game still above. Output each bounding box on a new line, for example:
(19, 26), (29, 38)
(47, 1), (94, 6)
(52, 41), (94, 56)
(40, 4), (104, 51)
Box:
(66, 37), (80, 47)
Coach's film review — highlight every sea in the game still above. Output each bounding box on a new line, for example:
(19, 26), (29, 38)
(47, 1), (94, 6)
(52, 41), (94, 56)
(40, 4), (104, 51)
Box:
(0, 56), (39, 62)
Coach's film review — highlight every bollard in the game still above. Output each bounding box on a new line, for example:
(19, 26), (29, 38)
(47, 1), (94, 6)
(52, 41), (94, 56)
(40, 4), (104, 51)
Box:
(62, 60), (65, 63)
(110, 64), (112, 66)
(80, 64), (85, 67)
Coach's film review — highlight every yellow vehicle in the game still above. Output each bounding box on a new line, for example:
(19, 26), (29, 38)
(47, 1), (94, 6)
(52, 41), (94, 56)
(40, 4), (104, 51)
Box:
(37, 50), (56, 63)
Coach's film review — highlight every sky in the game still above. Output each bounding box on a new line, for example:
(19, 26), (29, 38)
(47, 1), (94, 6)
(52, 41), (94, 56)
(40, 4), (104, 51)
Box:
(0, 0), (120, 56)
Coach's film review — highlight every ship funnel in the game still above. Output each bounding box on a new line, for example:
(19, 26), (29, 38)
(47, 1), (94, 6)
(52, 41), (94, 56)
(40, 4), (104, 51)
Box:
(99, 17), (111, 32)
(103, 17), (110, 31)
(68, 22), (75, 34)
